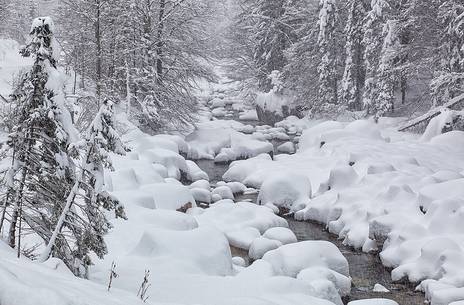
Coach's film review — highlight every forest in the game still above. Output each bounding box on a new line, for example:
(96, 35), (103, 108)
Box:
(0, 1), (464, 305)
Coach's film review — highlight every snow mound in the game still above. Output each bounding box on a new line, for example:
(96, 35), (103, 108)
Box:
(257, 173), (311, 212)
(297, 267), (351, 297)
(277, 141), (296, 154)
(249, 237), (282, 260)
(262, 241), (349, 278)
(262, 227), (297, 245)
(347, 300), (398, 305)
(212, 186), (235, 200)
(195, 200), (288, 248)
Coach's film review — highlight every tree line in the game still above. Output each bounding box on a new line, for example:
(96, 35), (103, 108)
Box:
(225, 0), (464, 122)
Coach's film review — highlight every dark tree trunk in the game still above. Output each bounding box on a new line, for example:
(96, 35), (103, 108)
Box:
(156, 0), (166, 82)
(95, 0), (102, 105)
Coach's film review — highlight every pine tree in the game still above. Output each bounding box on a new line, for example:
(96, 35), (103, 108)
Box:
(362, 0), (389, 113)
(253, 0), (288, 92)
(431, 0), (464, 107)
(40, 99), (127, 277)
(342, 0), (366, 111)
(282, 1), (320, 112)
(317, 0), (339, 111)
(375, 20), (398, 121)
(4, 17), (77, 256)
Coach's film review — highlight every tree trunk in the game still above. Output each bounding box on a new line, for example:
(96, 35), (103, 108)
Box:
(401, 75), (407, 105)
(95, 0), (102, 106)
(156, 0), (166, 81)
(126, 61), (131, 115)
(39, 179), (80, 262)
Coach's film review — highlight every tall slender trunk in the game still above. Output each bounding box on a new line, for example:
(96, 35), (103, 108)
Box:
(126, 61), (131, 115)
(95, 0), (102, 105)
(39, 179), (80, 262)
(156, 0), (166, 82)
(8, 126), (33, 249)
(401, 76), (407, 105)
(39, 148), (90, 262)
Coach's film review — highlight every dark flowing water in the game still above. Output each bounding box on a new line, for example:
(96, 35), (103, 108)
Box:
(288, 219), (425, 305)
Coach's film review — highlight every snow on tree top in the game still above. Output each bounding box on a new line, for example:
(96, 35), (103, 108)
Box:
(31, 16), (55, 33)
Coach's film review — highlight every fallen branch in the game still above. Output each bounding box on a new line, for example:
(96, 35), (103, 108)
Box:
(398, 93), (464, 132)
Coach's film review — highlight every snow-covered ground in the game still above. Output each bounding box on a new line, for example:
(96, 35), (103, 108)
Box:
(223, 115), (464, 305)
(2, 38), (464, 305)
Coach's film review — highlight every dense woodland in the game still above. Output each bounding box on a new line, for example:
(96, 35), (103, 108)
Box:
(0, 0), (464, 280)
(1, 0), (463, 129)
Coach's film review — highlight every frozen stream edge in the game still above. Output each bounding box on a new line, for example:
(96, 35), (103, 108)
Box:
(193, 157), (425, 305)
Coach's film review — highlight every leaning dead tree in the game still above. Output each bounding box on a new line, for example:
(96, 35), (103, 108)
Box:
(398, 93), (464, 133)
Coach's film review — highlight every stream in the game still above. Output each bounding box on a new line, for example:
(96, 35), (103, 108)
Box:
(189, 87), (425, 304)
(192, 134), (424, 305)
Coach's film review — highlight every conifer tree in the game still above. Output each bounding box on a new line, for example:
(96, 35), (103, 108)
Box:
(40, 99), (127, 277)
(317, 0), (339, 110)
(362, 0), (389, 113)
(342, 0), (366, 111)
(253, 0), (288, 92)
(431, 0), (464, 106)
(4, 17), (77, 255)
(374, 20), (398, 121)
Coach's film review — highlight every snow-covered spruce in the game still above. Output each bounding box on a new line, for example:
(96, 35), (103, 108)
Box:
(1, 17), (79, 265)
(39, 99), (127, 275)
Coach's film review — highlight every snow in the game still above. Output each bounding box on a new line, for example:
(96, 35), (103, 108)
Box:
(297, 267), (351, 297)
(189, 179), (211, 191)
(248, 237), (282, 260)
(257, 172), (312, 212)
(262, 227), (298, 245)
(256, 91), (291, 116)
(186, 120), (260, 160)
(239, 109), (259, 121)
(212, 185), (235, 200)
(347, 300), (398, 305)
(227, 227), (261, 250)
(3, 45), (464, 305)
(420, 109), (464, 142)
(262, 241), (350, 278)
(186, 160), (209, 181)
(195, 200), (288, 249)
(190, 188), (212, 204)
(373, 284), (390, 293)
(0, 39), (33, 97)
(221, 118), (464, 303)
(277, 141), (296, 154)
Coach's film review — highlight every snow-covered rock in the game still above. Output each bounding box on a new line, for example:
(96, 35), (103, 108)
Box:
(257, 172), (311, 212)
(277, 141), (296, 154)
(249, 237), (282, 260)
(347, 300), (398, 305)
(262, 241), (350, 278)
(262, 227), (297, 245)
(212, 185), (235, 200)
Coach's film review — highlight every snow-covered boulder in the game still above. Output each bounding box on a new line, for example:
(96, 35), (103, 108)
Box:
(212, 186), (235, 200)
(185, 160), (209, 181)
(262, 227), (297, 245)
(297, 267), (351, 297)
(189, 179), (211, 191)
(262, 241), (349, 278)
(195, 200), (288, 246)
(249, 237), (282, 260)
(257, 173), (311, 212)
(226, 227), (261, 250)
(347, 299), (398, 305)
(277, 141), (296, 154)
(190, 188), (212, 204)
(138, 183), (196, 211)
